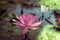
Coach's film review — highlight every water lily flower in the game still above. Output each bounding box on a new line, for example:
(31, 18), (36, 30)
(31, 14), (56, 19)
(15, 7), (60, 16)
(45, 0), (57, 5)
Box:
(12, 13), (42, 34)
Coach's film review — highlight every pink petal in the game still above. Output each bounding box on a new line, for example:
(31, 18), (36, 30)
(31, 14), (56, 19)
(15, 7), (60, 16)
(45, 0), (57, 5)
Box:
(12, 19), (16, 21)
(16, 15), (25, 25)
(22, 13), (29, 19)
(12, 19), (25, 28)
(22, 13), (29, 24)
(13, 22), (25, 28)
(12, 19), (19, 23)
(12, 19), (21, 25)
(28, 15), (37, 25)
(30, 21), (42, 27)
(22, 27), (28, 34)
(30, 27), (37, 30)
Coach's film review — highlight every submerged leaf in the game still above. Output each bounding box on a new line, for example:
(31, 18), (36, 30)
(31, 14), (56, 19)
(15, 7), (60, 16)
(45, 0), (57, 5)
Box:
(45, 18), (53, 25)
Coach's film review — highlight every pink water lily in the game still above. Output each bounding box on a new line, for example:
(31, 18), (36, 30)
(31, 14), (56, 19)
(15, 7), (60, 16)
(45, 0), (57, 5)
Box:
(12, 13), (42, 34)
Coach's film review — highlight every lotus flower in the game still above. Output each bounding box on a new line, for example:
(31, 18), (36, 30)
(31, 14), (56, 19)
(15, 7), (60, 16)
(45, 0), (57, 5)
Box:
(12, 13), (42, 34)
